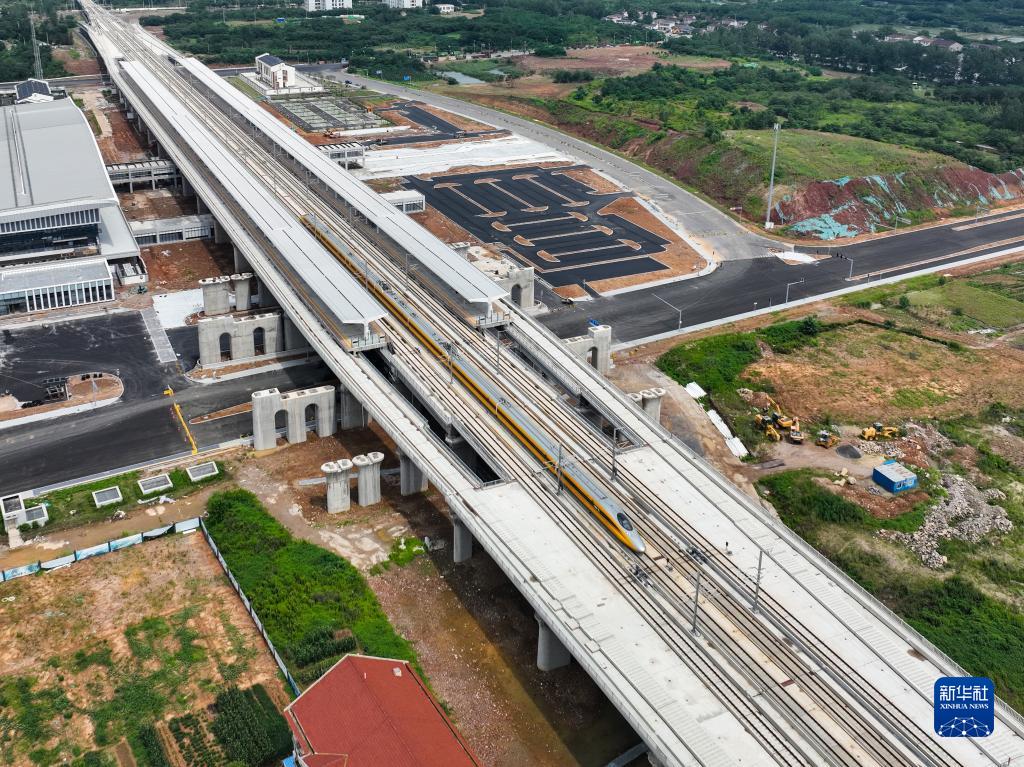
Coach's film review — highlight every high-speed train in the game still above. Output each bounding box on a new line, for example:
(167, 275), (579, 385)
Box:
(303, 215), (647, 554)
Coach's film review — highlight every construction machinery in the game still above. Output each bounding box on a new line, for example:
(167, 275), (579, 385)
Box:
(789, 418), (805, 444)
(754, 413), (782, 441)
(816, 430), (839, 448)
(765, 396), (794, 430)
(861, 422), (899, 440)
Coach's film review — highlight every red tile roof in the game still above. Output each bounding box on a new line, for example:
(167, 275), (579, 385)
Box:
(285, 655), (483, 767)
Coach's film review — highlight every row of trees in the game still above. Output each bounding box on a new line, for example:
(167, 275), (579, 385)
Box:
(0, 0), (76, 80)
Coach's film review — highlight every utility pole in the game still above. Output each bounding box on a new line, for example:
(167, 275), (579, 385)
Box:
(610, 427), (619, 480)
(764, 122), (781, 229)
(785, 278), (804, 303)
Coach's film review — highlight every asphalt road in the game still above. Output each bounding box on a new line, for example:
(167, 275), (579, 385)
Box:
(370, 102), (502, 146)
(0, 314), (334, 493)
(542, 210), (1024, 343)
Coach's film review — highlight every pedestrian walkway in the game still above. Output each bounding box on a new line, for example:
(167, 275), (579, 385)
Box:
(141, 305), (177, 363)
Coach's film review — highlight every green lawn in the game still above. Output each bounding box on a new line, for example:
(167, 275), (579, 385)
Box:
(726, 128), (948, 185)
(907, 281), (1024, 329)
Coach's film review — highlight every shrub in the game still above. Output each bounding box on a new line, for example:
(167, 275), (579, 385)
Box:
(210, 686), (291, 767)
(131, 725), (170, 767)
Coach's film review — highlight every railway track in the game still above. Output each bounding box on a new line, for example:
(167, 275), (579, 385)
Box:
(83, 9), (1019, 765)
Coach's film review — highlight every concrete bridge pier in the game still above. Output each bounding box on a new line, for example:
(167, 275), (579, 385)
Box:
(231, 273), (254, 311)
(232, 245), (249, 274)
(213, 219), (229, 245)
(398, 449), (428, 495)
(453, 517), (473, 563)
(641, 388), (666, 422)
(353, 451), (384, 506)
(252, 388), (282, 451)
(199, 275), (231, 316)
(322, 458), (354, 513)
(565, 324), (612, 375)
(337, 387), (366, 430)
(283, 386), (336, 444)
(536, 614), (571, 671)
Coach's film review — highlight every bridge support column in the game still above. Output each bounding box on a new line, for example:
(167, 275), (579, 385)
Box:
(398, 450), (428, 496)
(232, 245), (249, 274)
(231, 273), (253, 311)
(213, 219), (228, 245)
(251, 388), (283, 451)
(199, 276), (231, 316)
(641, 388), (665, 422)
(283, 316), (305, 351)
(337, 387), (365, 430)
(536, 614), (571, 671)
(353, 451), (384, 506)
(453, 517), (472, 563)
(283, 386), (336, 445)
(564, 324), (611, 375)
(322, 459), (353, 513)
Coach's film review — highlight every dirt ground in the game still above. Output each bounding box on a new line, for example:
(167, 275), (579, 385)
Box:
(557, 166), (622, 194)
(52, 30), (101, 76)
(410, 205), (477, 244)
(78, 89), (149, 165)
(200, 433), (641, 766)
(747, 323), (1024, 423)
(142, 240), (234, 292)
(512, 45), (725, 77)
(119, 189), (197, 222)
(0, 532), (289, 767)
(417, 101), (495, 132)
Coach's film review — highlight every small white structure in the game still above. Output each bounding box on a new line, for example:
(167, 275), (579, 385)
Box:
(381, 189), (426, 213)
(383, 0), (423, 9)
(91, 486), (123, 508)
(255, 53), (296, 90)
(1, 493), (48, 531)
(305, 0), (352, 9)
(137, 473), (173, 496)
(435, 3), (455, 12)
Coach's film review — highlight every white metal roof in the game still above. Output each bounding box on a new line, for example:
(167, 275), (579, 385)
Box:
(121, 61), (385, 330)
(0, 257), (111, 295)
(181, 56), (506, 305)
(0, 99), (112, 213)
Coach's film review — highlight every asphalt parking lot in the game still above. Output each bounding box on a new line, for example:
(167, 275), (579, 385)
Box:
(372, 101), (502, 146)
(404, 166), (670, 288)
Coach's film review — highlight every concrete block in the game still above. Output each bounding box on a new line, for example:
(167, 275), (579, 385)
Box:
(282, 385), (336, 445)
(565, 324), (612, 376)
(354, 451), (384, 506)
(199, 276), (231, 316)
(197, 315), (234, 367)
(453, 516), (473, 563)
(536, 614), (571, 671)
(322, 458), (353, 513)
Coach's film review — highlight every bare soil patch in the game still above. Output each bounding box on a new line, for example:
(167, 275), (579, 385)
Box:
(142, 240), (234, 292)
(97, 102), (149, 164)
(417, 102), (493, 132)
(410, 205), (476, 244)
(0, 533), (288, 767)
(747, 323), (1024, 423)
(0, 374), (122, 423)
(555, 166), (621, 194)
(119, 189), (196, 221)
(515, 45), (665, 76)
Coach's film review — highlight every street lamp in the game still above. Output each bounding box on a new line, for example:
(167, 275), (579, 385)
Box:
(785, 278), (804, 303)
(652, 293), (683, 329)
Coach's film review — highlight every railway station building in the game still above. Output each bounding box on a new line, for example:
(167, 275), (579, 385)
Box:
(0, 97), (140, 314)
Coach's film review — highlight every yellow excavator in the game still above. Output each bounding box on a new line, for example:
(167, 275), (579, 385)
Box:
(755, 413), (782, 441)
(816, 429), (839, 448)
(765, 396), (794, 430)
(861, 422), (899, 440)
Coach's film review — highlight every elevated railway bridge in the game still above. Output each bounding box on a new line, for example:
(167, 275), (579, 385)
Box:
(80, 5), (1024, 764)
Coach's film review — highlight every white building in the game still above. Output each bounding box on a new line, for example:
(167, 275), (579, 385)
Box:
(255, 53), (296, 89)
(383, 0), (423, 9)
(435, 3), (455, 12)
(0, 99), (137, 269)
(305, 0), (352, 11)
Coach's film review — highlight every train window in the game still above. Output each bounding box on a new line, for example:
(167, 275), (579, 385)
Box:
(616, 513), (634, 532)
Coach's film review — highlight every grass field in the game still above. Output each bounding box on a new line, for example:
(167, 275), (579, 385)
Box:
(726, 128), (949, 184)
(21, 463), (226, 538)
(907, 281), (1024, 330)
(438, 58), (523, 82)
(0, 532), (289, 767)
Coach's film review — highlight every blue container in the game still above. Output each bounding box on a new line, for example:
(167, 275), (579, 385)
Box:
(872, 460), (917, 493)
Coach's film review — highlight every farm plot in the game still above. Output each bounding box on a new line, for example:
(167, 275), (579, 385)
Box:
(0, 532), (290, 767)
